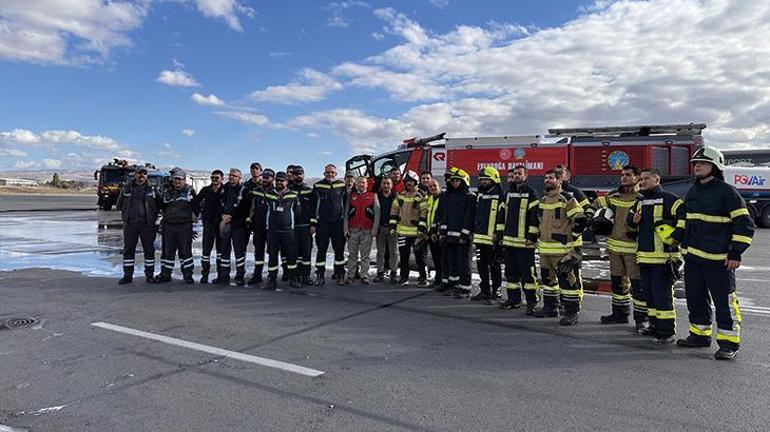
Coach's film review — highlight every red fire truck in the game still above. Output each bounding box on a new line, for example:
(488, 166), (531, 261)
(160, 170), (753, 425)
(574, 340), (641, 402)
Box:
(345, 123), (705, 198)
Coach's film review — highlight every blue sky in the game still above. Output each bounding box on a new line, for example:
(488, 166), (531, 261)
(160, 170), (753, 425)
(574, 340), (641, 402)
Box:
(2, 0), (770, 176)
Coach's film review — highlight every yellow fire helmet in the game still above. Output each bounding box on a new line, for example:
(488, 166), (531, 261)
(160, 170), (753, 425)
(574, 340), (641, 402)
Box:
(449, 167), (470, 187)
(478, 166), (501, 184)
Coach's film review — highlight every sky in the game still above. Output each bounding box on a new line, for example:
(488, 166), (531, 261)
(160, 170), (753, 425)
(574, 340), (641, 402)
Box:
(1, 0), (770, 176)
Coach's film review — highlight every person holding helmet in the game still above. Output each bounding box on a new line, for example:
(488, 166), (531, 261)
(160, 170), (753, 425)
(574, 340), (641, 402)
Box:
(471, 166), (504, 303)
(437, 168), (476, 296)
(497, 165), (541, 314)
(626, 168), (686, 345)
(310, 164), (348, 285)
(677, 146), (755, 360)
(535, 169), (587, 325)
(116, 166), (161, 284)
(389, 170), (428, 286)
(156, 167), (198, 284)
(592, 165), (648, 330)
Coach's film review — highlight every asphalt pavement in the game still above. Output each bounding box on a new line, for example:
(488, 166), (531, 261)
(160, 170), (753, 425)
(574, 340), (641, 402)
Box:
(2, 195), (770, 431)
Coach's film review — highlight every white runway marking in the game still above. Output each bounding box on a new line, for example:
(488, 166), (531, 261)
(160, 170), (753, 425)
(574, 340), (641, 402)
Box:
(91, 322), (325, 377)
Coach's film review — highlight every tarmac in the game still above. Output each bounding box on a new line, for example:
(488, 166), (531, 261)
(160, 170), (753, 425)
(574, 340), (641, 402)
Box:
(2, 195), (770, 431)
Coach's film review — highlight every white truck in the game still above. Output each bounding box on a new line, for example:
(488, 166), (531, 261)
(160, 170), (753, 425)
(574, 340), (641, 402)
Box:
(724, 165), (770, 227)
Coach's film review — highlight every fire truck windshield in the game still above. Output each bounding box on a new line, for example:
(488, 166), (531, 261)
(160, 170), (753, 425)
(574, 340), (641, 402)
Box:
(102, 170), (124, 184)
(373, 151), (410, 178)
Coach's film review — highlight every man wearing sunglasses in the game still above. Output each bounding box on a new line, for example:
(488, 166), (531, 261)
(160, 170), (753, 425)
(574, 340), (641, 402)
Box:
(117, 166), (161, 284)
(193, 170), (225, 284)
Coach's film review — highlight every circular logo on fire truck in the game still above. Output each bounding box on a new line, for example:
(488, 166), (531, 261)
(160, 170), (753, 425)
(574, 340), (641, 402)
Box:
(499, 148), (512, 161)
(514, 148), (526, 160)
(608, 151), (630, 170)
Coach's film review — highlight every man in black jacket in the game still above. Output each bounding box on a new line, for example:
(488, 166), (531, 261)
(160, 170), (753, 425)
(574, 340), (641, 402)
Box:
(437, 168), (476, 297)
(310, 164), (347, 285)
(117, 166), (160, 284)
(677, 146), (755, 360)
(290, 165), (314, 285)
(193, 169), (224, 284)
(217, 168), (247, 285)
(156, 167), (197, 284)
(258, 171), (302, 290)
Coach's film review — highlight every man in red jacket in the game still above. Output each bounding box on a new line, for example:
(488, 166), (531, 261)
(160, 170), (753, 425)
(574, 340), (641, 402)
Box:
(344, 176), (381, 284)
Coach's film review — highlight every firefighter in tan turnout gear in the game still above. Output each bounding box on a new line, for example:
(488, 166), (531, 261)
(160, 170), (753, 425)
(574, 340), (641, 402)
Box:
(535, 169), (588, 325)
(592, 165), (649, 331)
(389, 170), (428, 286)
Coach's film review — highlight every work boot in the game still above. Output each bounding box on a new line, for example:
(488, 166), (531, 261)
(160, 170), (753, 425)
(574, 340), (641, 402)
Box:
(389, 271), (398, 284)
(303, 275), (313, 286)
(374, 272), (385, 283)
(199, 274), (209, 284)
(341, 276), (352, 286)
(432, 278), (442, 287)
(183, 273), (194, 284)
(499, 299), (521, 310)
(470, 292), (491, 302)
(315, 275), (326, 286)
(560, 313), (579, 326)
(453, 288), (470, 299)
(534, 305), (559, 318)
(145, 275), (155, 284)
(525, 304), (537, 316)
(361, 276), (370, 285)
(398, 277), (409, 286)
(436, 282), (451, 293)
(417, 276), (429, 287)
(290, 277), (303, 289)
(154, 273), (172, 284)
(212, 274), (229, 285)
(118, 275), (133, 285)
(652, 335), (676, 345)
(600, 312), (630, 325)
(714, 347), (739, 361)
(234, 272), (246, 286)
(636, 321), (655, 336)
(676, 335), (711, 348)
(247, 273), (262, 286)
(264, 279), (277, 290)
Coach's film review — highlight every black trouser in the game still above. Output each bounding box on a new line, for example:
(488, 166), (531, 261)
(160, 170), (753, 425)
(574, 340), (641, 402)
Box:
(504, 247), (538, 305)
(252, 225), (267, 277)
(476, 244), (502, 296)
(122, 223), (156, 278)
(398, 236), (426, 280)
(428, 239), (442, 282)
(315, 221), (346, 278)
(684, 258), (741, 350)
(294, 225), (312, 278)
(161, 222), (193, 278)
(267, 230), (297, 281)
(640, 264), (675, 338)
(220, 223), (248, 279)
(201, 222), (220, 278)
(444, 242), (471, 289)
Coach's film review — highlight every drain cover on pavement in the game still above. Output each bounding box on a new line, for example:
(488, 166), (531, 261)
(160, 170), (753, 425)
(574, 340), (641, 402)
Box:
(1, 317), (39, 330)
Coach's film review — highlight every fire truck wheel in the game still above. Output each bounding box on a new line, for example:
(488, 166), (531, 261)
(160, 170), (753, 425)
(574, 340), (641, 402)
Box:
(760, 205), (770, 228)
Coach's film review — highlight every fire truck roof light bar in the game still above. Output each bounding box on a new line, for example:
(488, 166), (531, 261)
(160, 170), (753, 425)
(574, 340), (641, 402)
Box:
(548, 123), (706, 137)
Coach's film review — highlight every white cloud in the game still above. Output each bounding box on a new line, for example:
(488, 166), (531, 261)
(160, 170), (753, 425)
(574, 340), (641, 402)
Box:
(249, 68), (342, 104)
(193, 0), (254, 31)
(317, 150), (333, 156)
(181, 128), (196, 136)
(285, 1), (770, 152)
(42, 158), (62, 169)
(0, 128), (40, 144)
(13, 160), (38, 169)
(326, 1), (370, 28)
(216, 110), (270, 126)
(191, 92), (225, 106)
(40, 130), (121, 150)
(0, 148), (28, 157)
(371, 32), (384, 41)
(158, 142), (181, 159)
(157, 68), (200, 87)
(429, 0), (450, 9)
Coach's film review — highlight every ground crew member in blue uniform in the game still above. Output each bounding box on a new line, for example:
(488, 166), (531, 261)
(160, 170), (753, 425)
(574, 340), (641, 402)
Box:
(311, 164), (348, 285)
(536, 169), (587, 325)
(117, 166), (160, 284)
(217, 168), (247, 285)
(472, 166), (504, 303)
(156, 167), (197, 284)
(497, 165), (540, 314)
(592, 165), (648, 330)
(677, 146), (755, 360)
(626, 168), (686, 344)
(290, 166), (314, 286)
(256, 171), (301, 290)
(437, 168), (476, 297)
(193, 169), (224, 284)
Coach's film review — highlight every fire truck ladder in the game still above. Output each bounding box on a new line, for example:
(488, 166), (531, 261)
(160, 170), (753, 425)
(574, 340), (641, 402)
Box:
(548, 123), (706, 137)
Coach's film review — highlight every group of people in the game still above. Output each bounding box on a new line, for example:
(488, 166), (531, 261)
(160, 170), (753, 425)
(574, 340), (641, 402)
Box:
(117, 145), (754, 360)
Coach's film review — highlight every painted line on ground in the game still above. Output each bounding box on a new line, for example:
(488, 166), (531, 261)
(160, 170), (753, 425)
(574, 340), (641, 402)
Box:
(91, 322), (325, 378)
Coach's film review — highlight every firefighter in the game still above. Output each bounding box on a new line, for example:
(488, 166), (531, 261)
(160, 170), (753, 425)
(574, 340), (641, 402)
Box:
(592, 165), (648, 330)
(419, 171), (433, 194)
(310, 164), (347, 285)
(425, 179), (443, 286)
(217, 168), (247, 285)
(437, 168), (476, 297)
(497, 165), (540, 314)
(677, 146), (755, 360)
(156, 168), (198, 284)
(472, 166), (504, 303)
(116, 166), (160, 284)
(344, 176), (380, 284)
(626, 168), (686, 345)
(193, 169), (225, 284)
(390, 170), (428, 286)
(247, 168), (273, 285)
(375, 177), (399, 283)
(290, 165), (314, 285)
(243, 162), (265, 285)
(535, 169), (587, 325)
(257, 171), (301, 290)
(555, 165), (590, 301)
